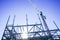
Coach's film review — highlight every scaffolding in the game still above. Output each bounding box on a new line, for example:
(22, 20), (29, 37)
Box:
(1, 11), (60, 40)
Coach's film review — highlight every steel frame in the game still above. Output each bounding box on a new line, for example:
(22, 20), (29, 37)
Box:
(1, 11), (60, 40)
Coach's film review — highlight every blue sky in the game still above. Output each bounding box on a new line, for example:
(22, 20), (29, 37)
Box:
(0, 0), (60, 40)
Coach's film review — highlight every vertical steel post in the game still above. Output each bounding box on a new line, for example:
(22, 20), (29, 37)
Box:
(10, 15), (16, 40)
(1, 16), (10, 40)
(53, 21), (60, 39)
(26, 14), (28, 40)
(40, 11), (54, 40)
(37, 13), (46, 36)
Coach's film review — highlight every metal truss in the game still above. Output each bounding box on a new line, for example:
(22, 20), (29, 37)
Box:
(1, 11), (60, 40)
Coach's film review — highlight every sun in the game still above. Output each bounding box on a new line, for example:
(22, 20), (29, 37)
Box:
(21, 33), (28, 39)
(21, 27), (28, 39)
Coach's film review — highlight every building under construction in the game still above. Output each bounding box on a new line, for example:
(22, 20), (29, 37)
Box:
(1, 11), (60, 40)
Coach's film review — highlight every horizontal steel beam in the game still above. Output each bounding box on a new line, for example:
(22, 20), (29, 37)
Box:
(4, 29), (60, 35)
(7, 24), (42, 27)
